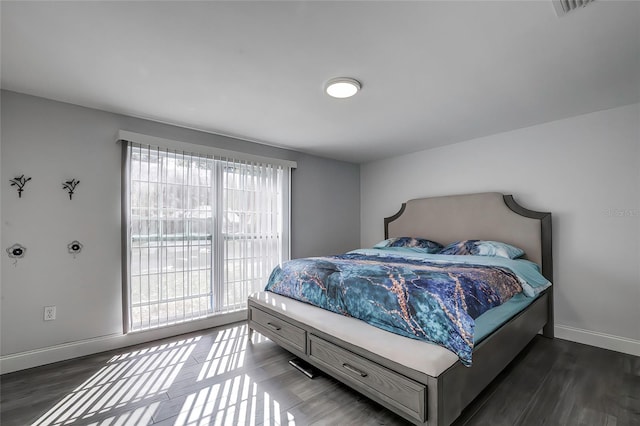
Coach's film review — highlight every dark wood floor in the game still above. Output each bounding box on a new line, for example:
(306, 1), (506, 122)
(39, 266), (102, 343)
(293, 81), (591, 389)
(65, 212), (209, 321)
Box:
(1, 322), (638, 426)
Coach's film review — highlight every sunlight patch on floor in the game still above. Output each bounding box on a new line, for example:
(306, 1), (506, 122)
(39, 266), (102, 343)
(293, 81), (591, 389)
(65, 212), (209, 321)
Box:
(31, 337), (200, 426)
(175, 373), (295, 426)
(197, 325), (249, 380)
(85, 401), (160, 426)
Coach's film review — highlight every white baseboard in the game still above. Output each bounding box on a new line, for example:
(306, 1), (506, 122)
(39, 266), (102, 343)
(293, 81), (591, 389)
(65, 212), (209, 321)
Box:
(0, 310), (247, 374)
(555, 324), (640, 357)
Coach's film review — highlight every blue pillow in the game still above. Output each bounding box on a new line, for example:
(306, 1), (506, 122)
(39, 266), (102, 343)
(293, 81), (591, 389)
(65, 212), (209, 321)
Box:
(439, 240), (525, 259)
(374, 237), (443, 254)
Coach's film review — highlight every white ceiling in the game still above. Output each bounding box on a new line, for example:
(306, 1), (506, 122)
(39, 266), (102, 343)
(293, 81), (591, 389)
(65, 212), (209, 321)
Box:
(2, 1), (639, 163)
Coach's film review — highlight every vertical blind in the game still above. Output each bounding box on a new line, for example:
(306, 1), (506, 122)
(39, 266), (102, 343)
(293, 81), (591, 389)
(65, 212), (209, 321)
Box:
(123, 141), (292, 332)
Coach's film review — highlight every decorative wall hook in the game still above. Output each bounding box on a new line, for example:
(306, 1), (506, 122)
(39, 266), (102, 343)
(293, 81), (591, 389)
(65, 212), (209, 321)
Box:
(6, 243), (26, 266)
(68, 240), (83, 258)
(10, 175), (32, 198)
(62, 179), (80, 200)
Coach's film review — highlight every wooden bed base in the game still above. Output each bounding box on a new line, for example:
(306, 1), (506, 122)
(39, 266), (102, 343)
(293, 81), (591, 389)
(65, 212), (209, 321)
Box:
(248, 192), (553, 425)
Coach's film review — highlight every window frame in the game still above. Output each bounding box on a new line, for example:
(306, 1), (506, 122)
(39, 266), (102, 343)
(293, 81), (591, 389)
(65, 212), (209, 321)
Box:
(119, 131), (295, 334)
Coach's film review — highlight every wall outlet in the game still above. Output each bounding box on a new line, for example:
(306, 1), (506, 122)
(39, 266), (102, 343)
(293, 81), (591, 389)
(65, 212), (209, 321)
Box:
(44, 306), (56, 321)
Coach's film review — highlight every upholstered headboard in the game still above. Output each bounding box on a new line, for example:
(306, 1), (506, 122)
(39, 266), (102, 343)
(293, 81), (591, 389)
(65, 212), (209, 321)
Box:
(384, 192), (552, 281)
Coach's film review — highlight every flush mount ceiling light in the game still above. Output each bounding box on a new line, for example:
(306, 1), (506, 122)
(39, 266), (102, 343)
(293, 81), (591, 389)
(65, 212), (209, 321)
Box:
(325, 78), (361, 98)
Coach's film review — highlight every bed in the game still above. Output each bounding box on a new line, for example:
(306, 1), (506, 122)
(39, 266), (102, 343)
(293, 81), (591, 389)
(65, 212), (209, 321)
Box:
(247, 192), (553, 425)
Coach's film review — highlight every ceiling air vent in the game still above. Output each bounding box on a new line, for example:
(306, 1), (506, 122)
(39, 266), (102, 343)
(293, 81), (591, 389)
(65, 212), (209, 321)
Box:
(553, 0), (595, 17)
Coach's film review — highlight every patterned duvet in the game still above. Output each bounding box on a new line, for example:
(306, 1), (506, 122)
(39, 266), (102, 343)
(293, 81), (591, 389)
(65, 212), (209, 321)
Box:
(265, 249), (550, 366)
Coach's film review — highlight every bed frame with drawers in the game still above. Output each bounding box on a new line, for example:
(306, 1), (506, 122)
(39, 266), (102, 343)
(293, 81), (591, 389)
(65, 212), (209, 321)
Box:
(248, 192), (553, 425)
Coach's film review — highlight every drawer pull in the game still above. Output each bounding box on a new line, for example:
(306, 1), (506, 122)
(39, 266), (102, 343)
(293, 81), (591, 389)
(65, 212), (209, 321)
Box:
(342, 363), (368, 377)
(266, 322), (281, 331)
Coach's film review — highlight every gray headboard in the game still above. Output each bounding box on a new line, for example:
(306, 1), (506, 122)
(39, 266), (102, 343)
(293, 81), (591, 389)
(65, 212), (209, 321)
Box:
(384, 192), (553, 282)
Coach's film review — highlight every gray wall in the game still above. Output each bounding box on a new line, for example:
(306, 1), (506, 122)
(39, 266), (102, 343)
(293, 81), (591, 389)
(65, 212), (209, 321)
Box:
(0, 90), (360, 366)
(292, 154), (360, 258)
(361, 103), (640, 355)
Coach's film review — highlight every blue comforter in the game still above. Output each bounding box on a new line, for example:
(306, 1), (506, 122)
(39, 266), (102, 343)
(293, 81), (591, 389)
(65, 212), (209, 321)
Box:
(265, 248), (551, 366)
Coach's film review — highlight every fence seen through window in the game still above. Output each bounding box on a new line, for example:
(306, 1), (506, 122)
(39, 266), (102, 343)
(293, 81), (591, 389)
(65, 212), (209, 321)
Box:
(127, 144), (287, 331)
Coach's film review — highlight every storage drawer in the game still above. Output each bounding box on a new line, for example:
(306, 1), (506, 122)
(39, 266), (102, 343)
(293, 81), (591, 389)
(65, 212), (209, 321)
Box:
(249, 306), (306, 353)
(309, 334), (426, 422)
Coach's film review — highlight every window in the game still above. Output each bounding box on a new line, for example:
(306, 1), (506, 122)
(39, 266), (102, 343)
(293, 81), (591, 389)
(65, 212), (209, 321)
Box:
(121, 134), (294, 332)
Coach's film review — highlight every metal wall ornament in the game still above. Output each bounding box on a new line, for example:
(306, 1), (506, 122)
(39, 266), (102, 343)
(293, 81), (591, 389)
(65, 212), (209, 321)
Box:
(62, 179), (80, 200)
(68, 240), (83, 258)
(6, 243), (26, 266)
(10, 175), (32, 198)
